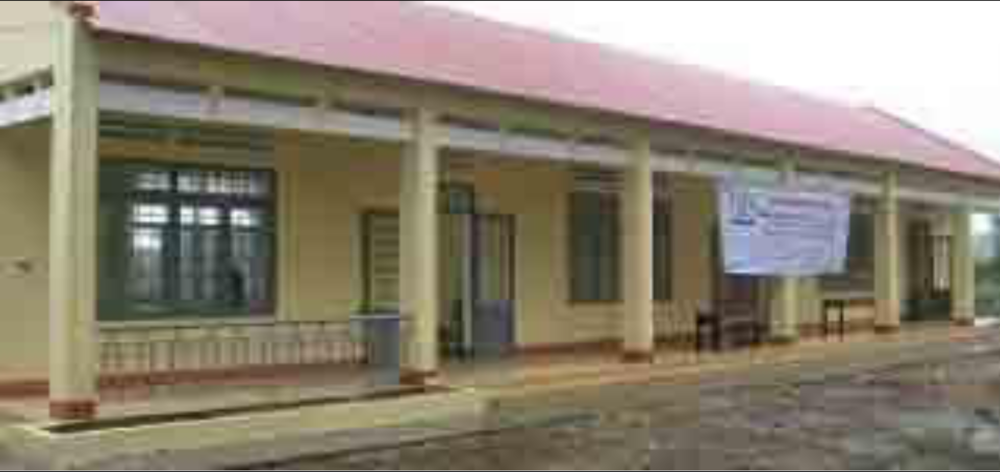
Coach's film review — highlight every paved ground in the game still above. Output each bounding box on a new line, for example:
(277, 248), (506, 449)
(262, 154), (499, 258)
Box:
(269, 332), (1000, 470)
(2, 328), (1000, 470)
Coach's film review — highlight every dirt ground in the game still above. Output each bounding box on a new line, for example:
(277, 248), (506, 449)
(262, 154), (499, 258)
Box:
(272, 345), (1000, 470)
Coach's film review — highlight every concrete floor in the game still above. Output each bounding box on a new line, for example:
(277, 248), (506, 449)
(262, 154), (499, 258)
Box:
(0, 323), (994, 469)
(0, 322), (975, 424)
(273, 326), (1000, 470)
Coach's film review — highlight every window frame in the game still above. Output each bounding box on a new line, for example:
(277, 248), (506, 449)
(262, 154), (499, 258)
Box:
(820, 210), (876, 294)
(569, 190), (621, 304)
(568, 191), (672, 305)
(653, 199), (673, 303)
(98, 159), (279, 322)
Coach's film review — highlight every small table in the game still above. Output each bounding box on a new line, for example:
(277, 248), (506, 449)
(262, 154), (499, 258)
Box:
(821, 299), (848, 340)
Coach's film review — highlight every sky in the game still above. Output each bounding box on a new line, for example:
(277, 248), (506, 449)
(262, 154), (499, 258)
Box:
(431, 1), (1000, 161)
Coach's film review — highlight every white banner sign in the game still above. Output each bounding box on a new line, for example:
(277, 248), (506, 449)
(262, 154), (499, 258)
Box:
(719, 181), (852, 277)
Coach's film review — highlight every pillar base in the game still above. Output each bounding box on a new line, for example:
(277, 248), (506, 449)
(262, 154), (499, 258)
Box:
(49, 399), (97, 421)
(874, 325), (901, 335)
(400, 370), (440, 387)
(622, 350), (656, 365)
(954, 318), (976, 328)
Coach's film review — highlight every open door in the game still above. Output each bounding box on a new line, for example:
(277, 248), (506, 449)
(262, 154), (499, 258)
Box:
(469, 214), (517, 359)
(440, 212), (473, 357)
(363, 193), (516, 361)
(438, 212), (517, 359)
(906, 219), (953, 322)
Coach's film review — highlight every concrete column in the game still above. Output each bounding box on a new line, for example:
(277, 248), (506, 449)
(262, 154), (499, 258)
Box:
(875, 172), (902, 334)
(951, 207), (976, 327)
(49, 11), (100, 420)
(400, 108), (440, 385)
(621, 140), (656, 363)
(770, 162), (800, 344)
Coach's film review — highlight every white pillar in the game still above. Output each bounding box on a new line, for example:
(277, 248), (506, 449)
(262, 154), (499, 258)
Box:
(49, 11), (99, 420)
(952, 207), (976, 327)
(400, 108), (440, 385)
(770, 161), (800, 344)
(622, 140), (656, 363)
(875, 172), (902, 333)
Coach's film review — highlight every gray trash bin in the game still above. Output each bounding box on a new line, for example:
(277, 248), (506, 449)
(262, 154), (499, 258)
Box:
(352, 313), (402, 385)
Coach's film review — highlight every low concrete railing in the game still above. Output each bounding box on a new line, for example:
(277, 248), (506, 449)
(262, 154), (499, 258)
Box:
(98, 318), (405, 388)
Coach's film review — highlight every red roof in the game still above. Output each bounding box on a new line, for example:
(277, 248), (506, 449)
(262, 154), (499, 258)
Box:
(78, 1), (1000, 180)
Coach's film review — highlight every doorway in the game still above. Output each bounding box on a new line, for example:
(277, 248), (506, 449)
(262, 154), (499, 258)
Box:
(440, 212), (517, 359)
(905, 218), (953, 322)
(362, 185), (517, 360)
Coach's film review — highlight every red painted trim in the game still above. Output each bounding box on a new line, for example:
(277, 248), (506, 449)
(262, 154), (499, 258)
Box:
(0, 362), (363, 400)
(99, 362), (365, 390)
(954, 318), (976, 328)
(874, 325), (902, 335)
(49, 399), (98, 421)
(0, 380), (49, 400)
(0, 318), (890, 400)
(621, 351), (656, 365)
(400, 370), (439, 387)
(519, 319), (878, 357)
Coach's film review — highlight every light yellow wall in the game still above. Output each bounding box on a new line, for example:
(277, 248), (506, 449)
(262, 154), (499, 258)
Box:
(0, 2), (60, 84)
(86, 34), (897, 350)
(0, 124), (52, 381)
(278, 136), (406, 322)
(0, 121), (747, 381)
(0, 124), (893, 381)
(0, 29), (953, 381)
(663, 175), (715, 336)
(276, 138), (720, 349)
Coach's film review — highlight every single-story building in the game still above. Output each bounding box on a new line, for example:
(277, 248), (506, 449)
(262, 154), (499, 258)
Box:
(2, 0), (1000, 421)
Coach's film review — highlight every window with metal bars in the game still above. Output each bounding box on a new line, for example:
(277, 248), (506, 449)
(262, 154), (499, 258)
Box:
(568, 192), (672, 304)
(820, 212), (875, 293)
(98, 162), (276, 321)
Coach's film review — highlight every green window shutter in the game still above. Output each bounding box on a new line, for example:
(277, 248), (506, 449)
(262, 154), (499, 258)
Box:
(569, 190), (622, 304)
(98, 162), (277, 322)
(363, 212), (402, 312)
(821, 211), (875, 293)
(569, 171), (672, 305)
(654, 200), (672, 302)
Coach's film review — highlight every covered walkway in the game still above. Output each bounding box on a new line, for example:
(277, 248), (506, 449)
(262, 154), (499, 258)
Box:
(0, 322), (981, 423)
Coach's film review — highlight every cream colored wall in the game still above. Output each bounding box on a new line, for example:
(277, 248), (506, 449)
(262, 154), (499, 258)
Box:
(90, 32), (981, 348)
(89, 33), (886, 345)
(0, 29), (959, 381)
(0, 124), (890, 383)
(277, 139), (720, 348)
(663, 175), (715, 337)
(0, 124), (52, 381)
(0, 122), (903, 381)
(96, 133), (726, 350)
(0, 2), (59, 84)
(446, 154), (572, 347)
(280, 138), (849, 347)
(278, 136), (406, 321)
